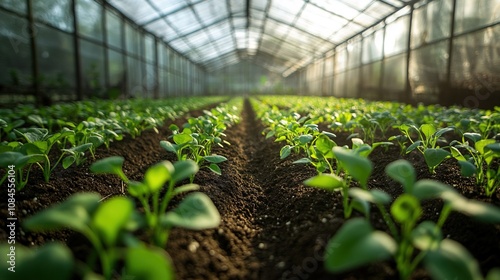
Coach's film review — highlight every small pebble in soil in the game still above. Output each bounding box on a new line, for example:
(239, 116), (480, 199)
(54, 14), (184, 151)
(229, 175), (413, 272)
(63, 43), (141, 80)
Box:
(285, 221), (291, 226)
(218, 228), (224, 234)
(295, 210), (299, 214)
(33, 197), (37, 202)
(269, 255), (274, 260)
(188, 241), (200, 253)
(209, 250), (216, 256)
(22, 209), (27, 215)
(321, 218), (327, 223)
(258, 243), (266, 249)
(276, 261), (286, 268)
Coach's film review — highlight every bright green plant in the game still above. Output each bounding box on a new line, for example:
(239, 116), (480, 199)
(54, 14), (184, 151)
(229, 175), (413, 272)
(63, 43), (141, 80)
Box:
(90, 157), (221, 247)
(323, 159), (500, 279)
(0, 151), (44, 190)
(21, 193), (175, 280)
(451, 134), (500, 196)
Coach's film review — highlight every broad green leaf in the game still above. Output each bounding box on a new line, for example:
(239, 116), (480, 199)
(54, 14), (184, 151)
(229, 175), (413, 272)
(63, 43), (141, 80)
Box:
(411, 221), (442, 251)
(316, 134), (335, 154)
(333, 147), (372, 188)
(16, 128), (48, 143)
(62, 156), (75, 169)
(171, 160), (199, 183)
(485, 142), (500, 154)
(125, 247), (174, 280)
(90, 156), (128, 182)
(391, 194), (421, 223)
(145, 161), (173, 193)
(304, 174), (343, 191)
(406, 140), (422, 153)
(349, 188), (391, 205)
(93, 197), (133, 246)
(435, 127), (454, 138)
(160, 140), (177, 153)
(322, 131), (336, 138)
(458, 160), (477, 177)
(63, 143), (93, 154)
(173, 133), (193, 145)
(424, 239), (483, 280)
(24, 193), (101, 233)
(385, 159), (416, 193)
(204, 155), (227, 163)
(476, 139), (496, 155)
(463, 132), (481, 143)
(486, 268), (500, 280)
(293, 157), (311, 164)
(128, 181), (149, 197)
(298, 134), (314, 144)
(0, 151), (24, 167)
(0, 243), (74, 280)
(265, 130), (275, 139)
(413, 179), (457, 200)
(173, 184), (200, 196)
(280, 145), (292, 159)
(208, 163), (222, 175)
(324, 218), (396, 273)
(420, 124), (436, 140)
(424, 148), (451, 172)
(161, 192), (220, 230)
(450, 146), (466, 161)
(441, 192), (500, 223)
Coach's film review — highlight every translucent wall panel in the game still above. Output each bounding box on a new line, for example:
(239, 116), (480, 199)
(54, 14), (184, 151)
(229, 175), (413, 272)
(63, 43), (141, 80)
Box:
(37, 25), (75, 95)
(450, 25), (500, 93)
(382, 53), (407, 100)
(80, 39), (105, 97)
(159, 69), (168, 97)
(362, 28), (384, 64)
(409, 41), (448, 103)
(127, 57), (142, 96)
(384, 15), (409, 56)
(335, 47), (347, 73)
(144, 63), (155, 98)
(360, 62), (382, 100)
(33, 0), (73, 32)
(411, 0), (452, 48)
(347, 39), (362, 69)
(323, 77), (333, 95)
(345, 68), (360, 97)
(455, 0), (500, 35)
(77, 0), (103, 41)
(107, 49), (124, 88)
(144, 35), (155, 63)
(106, 11), (123, 49)
(0, 11), (32, 87)
(334, 72), (346, 97)
(125, 23), (140, 56)
(324, 55), (334, 76)
(0, 0), (26, 15)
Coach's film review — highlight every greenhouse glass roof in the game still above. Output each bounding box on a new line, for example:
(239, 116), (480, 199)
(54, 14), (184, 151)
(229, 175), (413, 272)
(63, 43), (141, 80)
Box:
(108, 0), (415, 74)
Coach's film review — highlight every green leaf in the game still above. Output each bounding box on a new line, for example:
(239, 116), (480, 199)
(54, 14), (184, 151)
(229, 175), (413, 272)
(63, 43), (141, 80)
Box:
(160, 140), (177, 153)
(316, 134), (335, 154)
(62, 156), (75, 169)
(424, 148), (451, 172)
(280, 145), (292, 159)
(0, 243), (74, 280)
(349, 188), (391, 205)
(171, 160), (199, 183)
(413, 179), (457, 200)
(17, 128), (48, 143)
(441, 192), (500, 223)
(128, 181), (149, 197)
(207, 163), (222, 175)
(324, 218), (396, 273)
(411, 221), (442, 251)
(145, 161), (173, 193)
(0, 151), (24, 167)
(173, 133), (193, 145)
(24, 193), (101, 233)
(385, 159), (416, 193)
(173, 184), (200, 196)
(204, 155), (227, 163)
(293, 157), (311, 164)
(406, 141), (422, 153)
(93, 197), (133, 246)
(90, 156), (128, 182)
(304, 174), (343, 191)
(424, 239), (483, 280)
(390, 194), (421, 223)
(435, 127), (454, 138)
(485, 142), (500, 154)
(420, 124), (436, 139)
(125, 247), (174, 280)
(486, 268), (500, 280)
(161, 192), (221, 230)
(333, 147), (372, 188)
(298, 134), (313, 144)
(458, 160), (477, 177)
(476, 139), (496, 155)
(450, 146), (466, 161)
(463, 132), (481, 143)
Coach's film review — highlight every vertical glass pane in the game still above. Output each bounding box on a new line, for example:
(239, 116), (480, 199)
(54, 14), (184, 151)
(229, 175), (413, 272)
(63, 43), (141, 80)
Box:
(411, 0), (452, 48)
(382, 54), (407, 100)
(0, 0), (27, 15)
(455, 0), (500, 35)
(127, 56), (142, 96)
(33, 0), (74, 32)
(37, 25), (75, 99)
(145, 35), (154, 63)
(80, 39), (105, 97)
(108, 49), (124, 91)
(106, 10), (122, 49)
(125, 23), (139, 55)
(0, 11), (32, 87)
(334, 72), (346, 97)
(335, 47), (347, 73)
(346, 68), (360, 97)
(347, 40), (362, 69)
(360, 62), (382, 100)
(384, 15), (409, 56)
(144, 63), (155, 97)
(362, 28), (384, 63)
(77, 0), (103, 41)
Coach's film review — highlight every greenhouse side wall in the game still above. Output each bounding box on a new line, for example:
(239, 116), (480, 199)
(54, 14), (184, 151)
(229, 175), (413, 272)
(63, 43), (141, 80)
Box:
(285, 0), (500, 109)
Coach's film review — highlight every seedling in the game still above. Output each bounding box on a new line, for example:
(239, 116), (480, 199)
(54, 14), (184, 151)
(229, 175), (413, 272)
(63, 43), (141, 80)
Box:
(90, 157), (221, 247)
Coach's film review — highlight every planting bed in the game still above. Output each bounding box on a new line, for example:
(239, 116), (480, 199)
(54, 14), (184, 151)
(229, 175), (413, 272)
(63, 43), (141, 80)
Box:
(1, 98), (500, 279)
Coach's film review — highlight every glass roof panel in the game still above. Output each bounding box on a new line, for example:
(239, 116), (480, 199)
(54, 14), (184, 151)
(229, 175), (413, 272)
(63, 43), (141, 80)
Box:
(108, 0), (415, 74)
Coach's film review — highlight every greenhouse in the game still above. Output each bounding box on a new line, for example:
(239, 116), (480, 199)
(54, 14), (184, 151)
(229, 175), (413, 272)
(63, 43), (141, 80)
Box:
(0, 0), (500, 279)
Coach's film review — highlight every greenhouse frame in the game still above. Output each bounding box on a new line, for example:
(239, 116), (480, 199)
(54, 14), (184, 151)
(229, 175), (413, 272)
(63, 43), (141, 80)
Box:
(1, 0), (498, 107)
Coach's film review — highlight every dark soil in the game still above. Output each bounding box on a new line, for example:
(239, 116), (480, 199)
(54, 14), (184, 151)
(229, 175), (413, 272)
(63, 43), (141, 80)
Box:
(1, 99), (500, 280)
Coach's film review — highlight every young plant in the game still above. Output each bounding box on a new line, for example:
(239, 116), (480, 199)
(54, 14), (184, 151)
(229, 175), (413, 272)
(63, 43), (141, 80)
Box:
(323, 159), (500, 280)
(90, 157), (221, 247)
(21, 193), (175, 280)
(0, 151), (44, 190)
